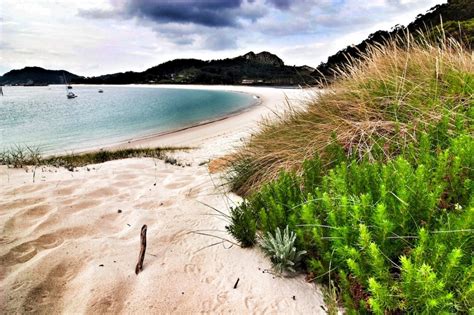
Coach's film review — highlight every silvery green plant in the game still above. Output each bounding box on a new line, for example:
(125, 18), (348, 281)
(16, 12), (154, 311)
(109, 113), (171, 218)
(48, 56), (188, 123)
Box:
(261, 225), (306, 275)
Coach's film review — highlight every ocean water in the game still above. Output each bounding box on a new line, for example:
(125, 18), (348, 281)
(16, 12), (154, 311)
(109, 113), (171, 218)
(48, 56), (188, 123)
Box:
(0, 85), (255, 154)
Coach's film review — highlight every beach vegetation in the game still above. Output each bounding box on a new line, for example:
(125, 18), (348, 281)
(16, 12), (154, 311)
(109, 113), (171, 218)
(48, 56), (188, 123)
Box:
(227, 33), (473, 313)
(226, 203), (257, 247)
(0, 145), (42, 168)
(164, 155), (179, 165)
(229, 33), (473, 195)
(0, 146), (191, 170)
(261, 225), (307, 275)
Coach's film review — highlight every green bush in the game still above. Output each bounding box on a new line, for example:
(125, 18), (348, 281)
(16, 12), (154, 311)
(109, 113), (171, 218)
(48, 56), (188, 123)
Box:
(226, 203), (257, 248)
(225, 34), (473, 313)
(230, 133), (474, 313)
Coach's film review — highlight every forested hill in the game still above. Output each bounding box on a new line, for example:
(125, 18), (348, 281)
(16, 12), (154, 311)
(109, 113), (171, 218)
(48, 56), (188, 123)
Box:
(314, 0), (474, 82)
(0, 51), (314, 86)
(0, 67), (80, 85)
(74, 51), (314, 85)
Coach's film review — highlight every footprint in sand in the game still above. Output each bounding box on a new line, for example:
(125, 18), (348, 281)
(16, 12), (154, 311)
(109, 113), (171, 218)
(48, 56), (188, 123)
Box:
(86, 281), (128, 314)
(3, 204), (51, 233)
(22, 260), (81, 313)
(216, 291), (229, 304)
(245, 296), (256, 310)
(200, 291), (229, 313)
(1, 228), (87, 268)
(184, 263), (202, 276)
(0, 233), (64, 267)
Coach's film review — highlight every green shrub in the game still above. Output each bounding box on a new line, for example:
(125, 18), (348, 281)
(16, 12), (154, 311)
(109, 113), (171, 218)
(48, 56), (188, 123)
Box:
(260, 225), (307, 275)
(231, 133), (474, 312)
(226, 202), (257, 247)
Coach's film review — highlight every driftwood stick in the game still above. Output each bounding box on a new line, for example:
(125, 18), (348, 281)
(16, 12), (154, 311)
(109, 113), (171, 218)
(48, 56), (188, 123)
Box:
(233, 278), (240, 289)
(135, 224), (147, 275)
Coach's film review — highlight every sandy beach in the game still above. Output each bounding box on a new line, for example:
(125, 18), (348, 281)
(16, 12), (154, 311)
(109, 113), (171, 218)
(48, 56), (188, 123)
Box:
(0, 85), (326, 313)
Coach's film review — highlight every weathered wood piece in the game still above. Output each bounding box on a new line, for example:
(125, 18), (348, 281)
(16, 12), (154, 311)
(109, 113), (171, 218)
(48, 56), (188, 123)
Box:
(233, 278), (240, 289)
(135, 224), (147, 275)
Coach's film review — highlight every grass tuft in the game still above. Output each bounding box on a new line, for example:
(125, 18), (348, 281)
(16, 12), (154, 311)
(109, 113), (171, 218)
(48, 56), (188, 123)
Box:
(226, 32), (473, 313)
(0, 145), (42, 168)
(229, 32), (473, 195)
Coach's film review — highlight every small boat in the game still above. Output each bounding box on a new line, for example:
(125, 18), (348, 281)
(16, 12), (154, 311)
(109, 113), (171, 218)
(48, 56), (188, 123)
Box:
(98, 89), (104, 93)
(67, 91), (77, 99)
(63, 73), (77, 99)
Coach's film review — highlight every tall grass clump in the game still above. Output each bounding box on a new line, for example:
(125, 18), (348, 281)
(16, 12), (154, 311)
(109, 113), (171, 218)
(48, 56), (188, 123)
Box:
(0, 145), (42, 168)
(229, 33), (473, 195)
(226, 34), (473, 313)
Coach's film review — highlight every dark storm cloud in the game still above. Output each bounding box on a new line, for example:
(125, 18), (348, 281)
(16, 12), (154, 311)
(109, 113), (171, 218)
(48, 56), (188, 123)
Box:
(78, 0), (272, 27)
(124, 0), (244, 27)
(265, 0), (292, 9)
(75, 0), (445, 51)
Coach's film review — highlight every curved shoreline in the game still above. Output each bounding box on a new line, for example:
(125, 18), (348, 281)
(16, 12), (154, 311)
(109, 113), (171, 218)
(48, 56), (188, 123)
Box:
(96, 88), (262, 152)
(72, 85), (307, 157)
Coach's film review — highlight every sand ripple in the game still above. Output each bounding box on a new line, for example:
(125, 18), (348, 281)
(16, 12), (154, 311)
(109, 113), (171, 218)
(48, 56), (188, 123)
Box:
(1, 155), (324, 313)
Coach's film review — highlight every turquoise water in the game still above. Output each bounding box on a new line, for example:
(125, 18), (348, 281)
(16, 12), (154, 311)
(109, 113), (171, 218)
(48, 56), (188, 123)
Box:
(0, 85), (255, 154)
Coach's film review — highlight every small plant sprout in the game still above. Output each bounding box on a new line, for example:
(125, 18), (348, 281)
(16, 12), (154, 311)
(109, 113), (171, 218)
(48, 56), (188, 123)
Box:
(261, 225), (306, 275)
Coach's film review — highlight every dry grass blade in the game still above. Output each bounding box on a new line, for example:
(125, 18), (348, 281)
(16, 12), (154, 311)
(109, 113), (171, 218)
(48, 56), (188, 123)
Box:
(228, 31), (473, 195)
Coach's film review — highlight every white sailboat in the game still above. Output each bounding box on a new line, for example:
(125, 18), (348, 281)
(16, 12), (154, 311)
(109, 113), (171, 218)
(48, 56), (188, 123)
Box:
(63, 73), (77, 99)
(67, 90), (77, 99)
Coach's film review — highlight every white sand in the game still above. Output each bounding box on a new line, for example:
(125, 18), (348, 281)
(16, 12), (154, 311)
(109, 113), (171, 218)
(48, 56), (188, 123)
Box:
(0, 85), (326, 313)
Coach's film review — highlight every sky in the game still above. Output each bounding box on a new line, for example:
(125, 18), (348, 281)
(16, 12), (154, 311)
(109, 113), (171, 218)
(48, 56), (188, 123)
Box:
(0, 0), (445, 76)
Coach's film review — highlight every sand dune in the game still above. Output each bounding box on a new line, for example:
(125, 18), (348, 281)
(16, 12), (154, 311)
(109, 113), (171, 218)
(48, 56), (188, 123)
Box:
(0, 86), (326, 313)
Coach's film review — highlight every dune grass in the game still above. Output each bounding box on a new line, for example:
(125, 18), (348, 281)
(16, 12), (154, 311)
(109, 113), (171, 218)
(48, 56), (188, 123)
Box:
(225, 33), (473, 313)
(229, 33), (473, 196)
(0, 146), (192, 170)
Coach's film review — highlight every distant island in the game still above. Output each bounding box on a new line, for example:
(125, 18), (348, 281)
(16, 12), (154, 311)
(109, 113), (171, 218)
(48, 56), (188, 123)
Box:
(0, 67), (80, 86)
